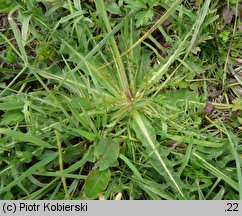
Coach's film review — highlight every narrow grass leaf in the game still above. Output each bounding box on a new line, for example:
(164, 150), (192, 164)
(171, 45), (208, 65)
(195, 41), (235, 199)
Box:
(21, 14), (31, 47)
(193, 152), (239, 192)
(0, 152), (58, 194)
(8, 7), (28, 64)
(119, 153), (142, 179)
(95, 0), (132, 100)
(68, 128), (97, 141)
(146, 28), (193, 90)
(132, 110), (184, 197)
(212, 187), (225, 200)
(184, 0), (211, 58)
(223, 126), (242, 199)
(26, 178), (59, 200)
(134, 178), (175, 200)
(0, 101), (24, 110)
(55, 130), (68, 197)
(60, 39), (120, 98)
(166, 134), (224, 148)
(58, 11), (84, 24)
(0, 128), (56, 149)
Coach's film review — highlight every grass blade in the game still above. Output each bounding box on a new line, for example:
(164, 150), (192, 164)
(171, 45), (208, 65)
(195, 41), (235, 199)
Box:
(0, 128), (57, 149)
(60, 39), (121, 98)
(21, 14), (31, 47)
(132, 110), (185, 197)
(184, 0), (211, 58)
(223, 126), (242, 199)
(55, 130), (68, 198)
(0, 152), (58, 194)
(193, 152), (239, 192)
(8, 6), (28, 64)
(95, 0), (132, 100)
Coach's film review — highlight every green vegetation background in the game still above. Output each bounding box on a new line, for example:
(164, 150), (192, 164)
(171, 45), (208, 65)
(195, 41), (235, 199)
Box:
(0, 0), (241, 200)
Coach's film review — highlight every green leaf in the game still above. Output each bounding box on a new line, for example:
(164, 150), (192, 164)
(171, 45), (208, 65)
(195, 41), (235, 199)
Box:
(132, 110), (185, 197)
(0, 0), (16, 13)
(212, 187), (225, 200)
(144, 0), (158, 7)
(58, 11), (84, 24)
(125, 0), (147, 9)
(229, 0), (237, 4)
(63, 143), (85, 164)
(8, 6), (28, 64)
(64, 145), (95, 174)
(37, 45), (54, 60)
(16, 151), (33, 163)
(94, 137), (120, 170)
(219, 30), (231, 42)
(0, 110), (25, 125)
(0, 152), (58, 195)
(155, 89), (201, 108)
(0, 128), (57, 149)
(22, 14), (31, 47)
(119, 153), (143, 179)
(60, 39), (120, 98)
(106, 2), (122, 15)
(6, 46), (18, 63)
(84, 169), (111, 199)
(67, 128), (97, 141)
(135, 10), (154, 27)
(0, 100), (24, 110)
(232, 98), (242, 111)
(193, 152), (239, 192)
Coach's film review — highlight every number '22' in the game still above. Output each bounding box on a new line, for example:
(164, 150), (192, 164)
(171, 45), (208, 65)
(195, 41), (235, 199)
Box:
(226, 203), (238, 211)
